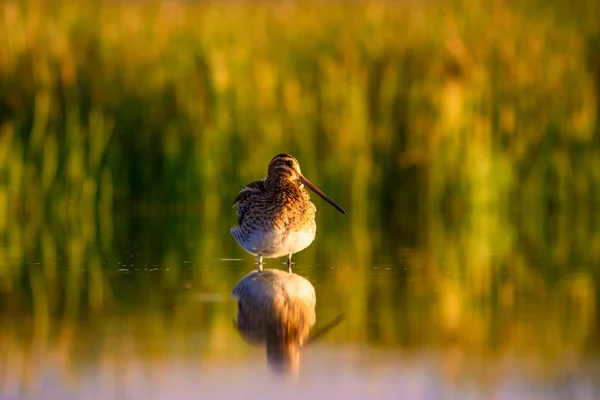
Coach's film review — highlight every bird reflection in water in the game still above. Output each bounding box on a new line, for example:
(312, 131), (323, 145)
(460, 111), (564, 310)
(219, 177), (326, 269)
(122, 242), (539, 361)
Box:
(231, 269), (343, 377)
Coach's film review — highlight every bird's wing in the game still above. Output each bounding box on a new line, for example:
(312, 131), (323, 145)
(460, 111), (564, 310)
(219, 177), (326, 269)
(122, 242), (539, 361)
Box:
(233, 180), (266, 223)
(233, 180), (265, 208)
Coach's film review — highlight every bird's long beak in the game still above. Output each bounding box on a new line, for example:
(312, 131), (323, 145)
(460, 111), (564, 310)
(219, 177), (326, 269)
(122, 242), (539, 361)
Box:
(298, 175), (347, 215)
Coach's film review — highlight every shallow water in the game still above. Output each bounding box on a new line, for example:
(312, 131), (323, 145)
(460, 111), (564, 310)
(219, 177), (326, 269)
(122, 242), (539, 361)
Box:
(1, 208), (599, 399)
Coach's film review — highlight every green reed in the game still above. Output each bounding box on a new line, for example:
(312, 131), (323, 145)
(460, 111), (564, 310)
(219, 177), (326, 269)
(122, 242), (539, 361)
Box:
(1, 0), (598, 221)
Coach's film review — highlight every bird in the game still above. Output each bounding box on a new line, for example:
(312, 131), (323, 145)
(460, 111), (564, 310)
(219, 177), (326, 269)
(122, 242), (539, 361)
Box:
(231, 154), (346, 273)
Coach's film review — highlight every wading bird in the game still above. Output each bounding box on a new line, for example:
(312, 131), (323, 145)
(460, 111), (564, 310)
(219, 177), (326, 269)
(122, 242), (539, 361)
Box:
(231, 154), (346, 273)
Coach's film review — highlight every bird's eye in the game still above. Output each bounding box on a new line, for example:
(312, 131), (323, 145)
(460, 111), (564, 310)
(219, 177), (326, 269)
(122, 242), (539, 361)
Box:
(286, 160), (293, 167)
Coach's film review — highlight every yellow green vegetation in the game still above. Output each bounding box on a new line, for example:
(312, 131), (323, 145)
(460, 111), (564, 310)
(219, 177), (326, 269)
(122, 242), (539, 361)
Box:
(0, 0), (599, 392)
(0, 0), (598, 219)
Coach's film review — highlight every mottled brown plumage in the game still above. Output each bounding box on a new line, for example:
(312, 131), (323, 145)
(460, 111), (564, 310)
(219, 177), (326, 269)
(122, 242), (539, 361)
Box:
(231, 154), (346, 273)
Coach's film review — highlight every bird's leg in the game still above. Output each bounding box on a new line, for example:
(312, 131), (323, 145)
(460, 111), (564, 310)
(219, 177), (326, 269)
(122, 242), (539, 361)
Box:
(287, 253), (292, 274)
(257, 254), (263, 271)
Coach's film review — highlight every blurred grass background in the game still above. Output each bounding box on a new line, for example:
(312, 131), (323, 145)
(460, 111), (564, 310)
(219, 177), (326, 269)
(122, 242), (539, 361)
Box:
(1, 0), (600, 392)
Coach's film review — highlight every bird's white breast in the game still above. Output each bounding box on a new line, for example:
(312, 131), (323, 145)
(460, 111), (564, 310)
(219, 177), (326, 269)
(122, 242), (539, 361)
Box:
(238, 226), (316, 258)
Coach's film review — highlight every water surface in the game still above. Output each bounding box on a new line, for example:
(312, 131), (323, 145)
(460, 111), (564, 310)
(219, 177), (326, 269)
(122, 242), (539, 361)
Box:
(0, 207), (599, 399)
